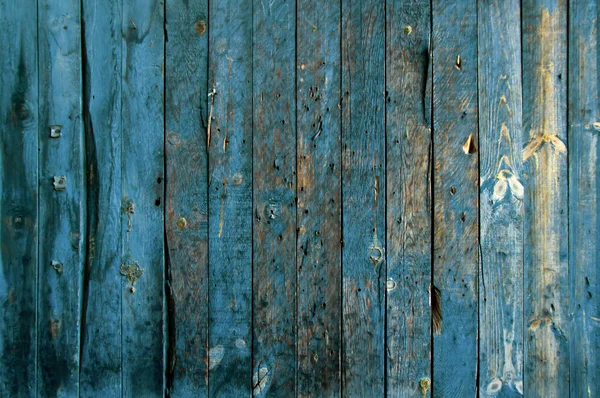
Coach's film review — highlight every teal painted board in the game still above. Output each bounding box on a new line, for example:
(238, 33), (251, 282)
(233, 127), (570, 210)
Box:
(37, 0), (85, 395)
(521, 1), (569, 396)
(80, 0), (124, 395)
(568, 0), (599, 396)
(121, 0), (165, 395)
(431, 1), (479, 396)
(253, 0), (297, 395)
(385, 0), (432, 396)
(0, 1), (39, 396)
(208, 0), (253, 396)
(477, 0), (524, 396)
(165, 0), (209, 395)
(296, 0), (342, 395)
(340, 0), (386, 395)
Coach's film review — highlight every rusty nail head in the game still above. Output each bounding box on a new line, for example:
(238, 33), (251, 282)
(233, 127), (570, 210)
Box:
(50, 125), (62, 138)
(51, 260), (63, 274)
(53, 176), (67, 190)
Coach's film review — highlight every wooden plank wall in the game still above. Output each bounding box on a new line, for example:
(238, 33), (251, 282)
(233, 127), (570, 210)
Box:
(1, 0), (599, 397)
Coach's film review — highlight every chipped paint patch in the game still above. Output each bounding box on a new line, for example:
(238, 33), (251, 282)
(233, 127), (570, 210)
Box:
(235, 338), (247, 349)
(209, 345), (224, 370)
(252, 364), (270, 396)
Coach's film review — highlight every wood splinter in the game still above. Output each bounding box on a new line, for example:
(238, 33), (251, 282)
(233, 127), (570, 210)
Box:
(207, 87), (217, 150)
(463, 134), (476, 154)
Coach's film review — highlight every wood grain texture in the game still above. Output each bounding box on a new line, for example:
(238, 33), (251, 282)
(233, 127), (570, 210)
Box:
(431, 1), (479, 396)
(0, 1), (39, 396)
(341, 0), (386, 395)
(253, 0), (297, 395)
(385, 1), (432, 396)
(478, 0), (524, 396)
(568, 0), (599, 397)
(37, 0), (85, 395)
(208, 0), (253, 396)
(80, 0), (124, 395)
(521, 1), (569, 396)
(121, 1), (165, 395)
(296, 0), (342, 395)
(165, 0), (209, 395)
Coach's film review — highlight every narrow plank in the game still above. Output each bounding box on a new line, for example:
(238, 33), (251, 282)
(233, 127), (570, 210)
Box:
(252, 0), (297, 395)
(207, 0), (253, 396)
(478, 0), (525, 396)
(165, 0), (209, 395)
(385, 0), (432, 396)
(0, 1), (39, 396)
(37, 0), (84, 395)
(521, 1), (569, 396)
(296, 0), (342, 395)
(340, 0), (386, 395)
(121, 1), (165, 395)
(431, 1), (479, 396)
(568, 0), (599, 396)
(79, 0), (123, 395)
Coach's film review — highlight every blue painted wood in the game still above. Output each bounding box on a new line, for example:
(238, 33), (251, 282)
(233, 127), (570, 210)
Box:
(165, 0), (209, 395)
(568, 1), (599, 397)
(341, 0), (386, 395)
(207, 0), (253, 396)
(431, 1), (479, 396)
(385, 1), (432, 396)
(253, 0), (297, 395)
(522, 1), (569, 396)
(296, 0), (342, 395)
(478, 0), (524, 396)
(121, 0), (165, 395)
(79, 0), (123, 395)
(0, 1), (39, 396)
(37, 0), (85, 395)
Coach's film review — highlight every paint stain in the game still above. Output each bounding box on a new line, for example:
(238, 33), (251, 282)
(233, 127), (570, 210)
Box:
(194, 20), (206, 36)
(208, 345), (224, 370)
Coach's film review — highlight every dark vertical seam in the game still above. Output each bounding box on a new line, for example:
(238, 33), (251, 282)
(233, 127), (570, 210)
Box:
(519, 0), (525, 392)
(294, 0), (299, 396)
(565, 0), (571, 395)
(475, 0), (481, 395)
(206, 0), (211, 395)
(120, 0), (125, 394)
(383, 0), (388, 396)
(35, 0), (40, 395)
(250, 0), (255, 394)
(162, 0), (169, 395)
(339, 0), (344, 395)
(429, 0), (434, 396)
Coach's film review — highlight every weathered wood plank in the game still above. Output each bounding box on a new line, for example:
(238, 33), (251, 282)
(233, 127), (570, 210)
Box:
(341, 0), (386, 395)
(477, 0), (524, 396)
(207, 0), (253, 396)
(296, 0), (342, 396)
(568, 1), (599, 397)
(37, 0), (85, 395)
(165, 0), (209, 395)
(431, 1), (479, 396)
(0, 1), (39, 396)
(79, 0), (123, 395)
(521, 1), (569, 396)
(385, 1), (432, 396)
(253, 0), (297, 395)
(121, 1), (165, 395)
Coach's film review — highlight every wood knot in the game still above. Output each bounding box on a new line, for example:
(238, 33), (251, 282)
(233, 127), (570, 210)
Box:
(195, 20), (206, 36)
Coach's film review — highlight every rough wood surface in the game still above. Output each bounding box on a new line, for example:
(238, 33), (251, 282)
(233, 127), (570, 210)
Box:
(478, 0), (525, 396)
(296, 0), (342, 395)
(37, 0), (85, 395)
(341, 0), (386, 395)
(120, 1), (165, 395)
(522, 1), (569, 396)
(0, 1), (39, 396)
(568, 0), (599, 397)
(80, 0), (123, 395)
(207, 0), (253, 396)
(165, 0), (209, 396)
(252, 0), (297, 395)
(431, 1), (479, 396)
(385, 1), (432, 396)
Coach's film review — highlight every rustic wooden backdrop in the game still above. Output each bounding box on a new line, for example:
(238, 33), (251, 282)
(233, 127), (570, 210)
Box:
(1, 0), (598, 396)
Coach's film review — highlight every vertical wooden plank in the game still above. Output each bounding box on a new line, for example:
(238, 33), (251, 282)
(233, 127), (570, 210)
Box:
(37, 0), (84, 395)
(121, 0), (165, 395)
(79, 0), (123, 395)
(341, 0), (386, 395)
(208, 0), (253, 396)
(253, 0), (297, 395)
(521, 1), (569, 396)
(165, 0), (209, 395)
(569, 1), (600, 396)
(296, 0), (342, 396)
(478, 0), (524, 396)
(385, 0), (432, 396)
(431, 1), (479, 396)
(0, 1), (38, 396)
